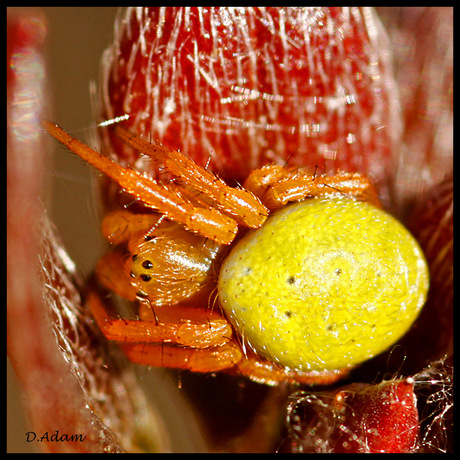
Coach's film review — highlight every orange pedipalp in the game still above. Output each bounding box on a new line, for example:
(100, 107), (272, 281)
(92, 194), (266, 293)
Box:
(235, 355), (349, 386)
(42, 121), (237, 244)
(100, 210), (162, 245)
(115, 126), (268, 228)
(95, 248), (138, 302)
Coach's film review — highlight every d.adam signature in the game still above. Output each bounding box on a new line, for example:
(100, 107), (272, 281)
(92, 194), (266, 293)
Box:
(25, 431), (86, 443)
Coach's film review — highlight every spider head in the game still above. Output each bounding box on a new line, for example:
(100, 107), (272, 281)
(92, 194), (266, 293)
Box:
(127, 222), (222, 305)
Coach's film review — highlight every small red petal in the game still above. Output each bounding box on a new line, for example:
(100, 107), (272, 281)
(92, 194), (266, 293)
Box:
(332, 379), (419, 453)
(287, 379), (419, 453)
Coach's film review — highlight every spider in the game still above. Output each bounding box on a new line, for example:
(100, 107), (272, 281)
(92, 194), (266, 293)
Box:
(43, 120), (429, 386)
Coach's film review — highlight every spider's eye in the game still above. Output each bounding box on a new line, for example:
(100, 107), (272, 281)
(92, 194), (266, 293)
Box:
(142, 260), (153, 269)
(130, 253), (156, 283)
(218, 198), (429, 373)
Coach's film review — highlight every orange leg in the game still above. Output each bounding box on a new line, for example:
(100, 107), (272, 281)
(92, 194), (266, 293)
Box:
(259, 169), (381, 209)
(43, 121), (238, 245)
(115, 125), (268, 229)
(86, 283), (233, 348)
(243, 164), (287, 199)
(234, 353), (349, 386)
(121, 342), (242, 373)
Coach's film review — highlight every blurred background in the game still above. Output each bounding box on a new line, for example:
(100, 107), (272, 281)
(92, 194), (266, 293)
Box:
(7, 7), (118, 453)
(7, 7), (208, 453)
